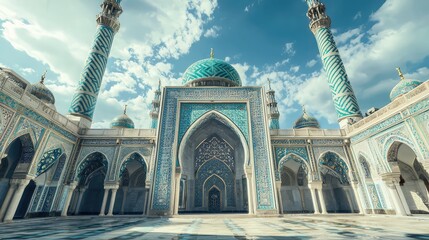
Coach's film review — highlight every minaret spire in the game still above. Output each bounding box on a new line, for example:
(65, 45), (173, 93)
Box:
(68, 0), (123, 128)
(266, 78), (280, 129)
(150, 80), (162, 129)
(305, 0), (362, 128)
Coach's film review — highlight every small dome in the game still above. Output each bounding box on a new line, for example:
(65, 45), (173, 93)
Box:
(182, 50), (241, 87)
(30, 72), (55, 109)
(111, 106), (135, 129)
(390, 79), (422, 101)
(293, 109), (320, 129)
(390, 67), (422, 101)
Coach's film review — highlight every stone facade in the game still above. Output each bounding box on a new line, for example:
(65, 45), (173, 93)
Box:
(0, 0), (428, 223)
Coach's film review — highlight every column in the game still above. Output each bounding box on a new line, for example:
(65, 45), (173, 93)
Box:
(143, 187), (150, 215)
(317, 188), (328, 214)
(173, 171), (181, 215)
(0, 182), (18, 220)
(351, 181), (364, 214)
(299, 187), (306, 212)
(74, 187), (87, 215)
(394, 181), (411, 215)
(381, 173), (410, 216)
(309, 187), (320, 214)
(61, 183), (77, 217)
(276, 181), (283, 214)
(107, 187), (118, 216)
(120, 187), (128, 215)
(3, 179), (30, 222)
(99, 189), (109, 216)
(246, 168), (254, 214)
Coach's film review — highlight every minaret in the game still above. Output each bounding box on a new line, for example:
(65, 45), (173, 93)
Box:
(266, 78), (280, 129)
(68, 0), (123, 128)
(150, 80), (162, 129)
(305, 0), (362, 128)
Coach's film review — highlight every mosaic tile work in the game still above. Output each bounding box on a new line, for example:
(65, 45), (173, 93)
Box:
(0, 215), (429, 239)
(178, 103), (249, 144)
(153, 87), (275, 213)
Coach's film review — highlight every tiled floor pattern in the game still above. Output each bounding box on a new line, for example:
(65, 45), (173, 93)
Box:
(0, 215), (429, 239)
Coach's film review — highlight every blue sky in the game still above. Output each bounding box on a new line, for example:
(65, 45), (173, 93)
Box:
(1, 0), (429, 129)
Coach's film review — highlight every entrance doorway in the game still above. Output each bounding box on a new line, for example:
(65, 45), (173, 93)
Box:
(208, 188), (221, 213)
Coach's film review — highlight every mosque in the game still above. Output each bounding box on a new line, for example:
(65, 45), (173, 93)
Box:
(0, 0), (428, 222)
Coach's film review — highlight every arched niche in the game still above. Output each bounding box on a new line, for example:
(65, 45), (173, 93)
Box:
(0, 134), (35, 212)
(386, 142), (429, 214)
(278, 154), (312, 213)
(73, 152), (108, 215)
(177, 111), (249, 213)
(319, 151), (358, 213)
(115, 152), (147, 215)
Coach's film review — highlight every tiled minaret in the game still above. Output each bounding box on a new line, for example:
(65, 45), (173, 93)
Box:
(266, 79), (280, 129)
(150, 80), (162, 129)
(68, 0), (123, 128)
(305, 0), (362, 128)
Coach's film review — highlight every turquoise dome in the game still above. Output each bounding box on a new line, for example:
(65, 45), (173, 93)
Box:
(390, 78), (422, 101)
(182, 58), (241, 86)
(30, 82), (55, 107)
(293, 110), (320, 129)
(111, 114), (135, 129)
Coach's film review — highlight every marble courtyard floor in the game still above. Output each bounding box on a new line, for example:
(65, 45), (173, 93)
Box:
(0, 214), (429, 239)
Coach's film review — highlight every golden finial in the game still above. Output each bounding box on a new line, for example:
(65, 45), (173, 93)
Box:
(210, 48), (214, 59)
(396, 67), (405, 80)
(124, 104), (127, 115)
(40, 70), (47, 84)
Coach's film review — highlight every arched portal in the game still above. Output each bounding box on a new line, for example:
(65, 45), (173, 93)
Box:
(279, 154), (313, 213)
(0, 134), (35, 218)
(73, 152), (108, 215)
(116, 153), (147, 215)
(177, 112), (248, 213)
(387, 142), (429, 214)
(319, 152), (358, 213)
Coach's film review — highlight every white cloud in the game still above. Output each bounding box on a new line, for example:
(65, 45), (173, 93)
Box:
(204, 26), (221, 38)
(224, 56), (231, 62)
(0, 0), (218, 128)
(20, 67), (35, 75)
(283, 42), (295, 56)
(335, 27), (362, 45)
(353, 11), (362, 20)
(306, 59), (317, 68)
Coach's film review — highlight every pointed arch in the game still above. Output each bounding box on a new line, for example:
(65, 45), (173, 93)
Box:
(178, 110), (249, 168)
(357, 153), (372, 179)
(203, 174), (226, 207)
(6, 129), (37, 149)
(278, 153), (311, 176)
(118, 152), (147, 179)
(384, 136), (420, 162)
(318, 151), (350, 184)
(75, 152), (108, 182)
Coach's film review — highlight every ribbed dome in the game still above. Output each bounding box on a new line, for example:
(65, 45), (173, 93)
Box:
(390, 79), (422, 101)
(293, 109), (320, 129)
(182, 58), (241, 87)
(111, 106), (135, 129)
(30, 73), (56, 109)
